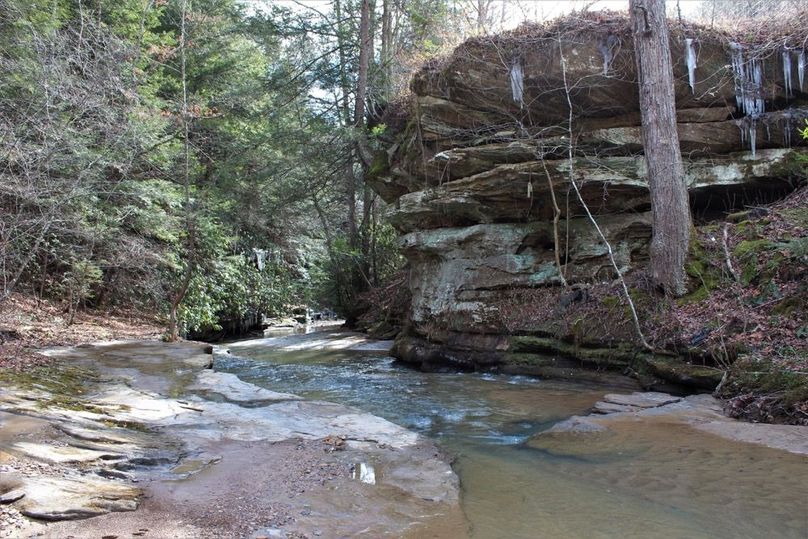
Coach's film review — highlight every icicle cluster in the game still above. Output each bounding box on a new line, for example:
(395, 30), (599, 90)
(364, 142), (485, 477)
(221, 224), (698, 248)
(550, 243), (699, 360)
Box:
(685, 38), (697, 93)
(730, 43), (767, 158)
(509, 60), (524, 108)
(781, 45), (808, 98)
(730, 43), (765, 118)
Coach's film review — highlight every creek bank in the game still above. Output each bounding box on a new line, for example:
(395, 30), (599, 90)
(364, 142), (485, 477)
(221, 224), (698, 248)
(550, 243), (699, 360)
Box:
(0, 339), (460, 538)
(531, 391), (808, 458)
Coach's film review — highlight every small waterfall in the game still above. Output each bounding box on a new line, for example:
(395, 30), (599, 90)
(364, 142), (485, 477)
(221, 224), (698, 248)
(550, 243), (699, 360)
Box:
(685, 38), (697, 93)
(799, 50), (805, 92)
(509, 60), (524, 108)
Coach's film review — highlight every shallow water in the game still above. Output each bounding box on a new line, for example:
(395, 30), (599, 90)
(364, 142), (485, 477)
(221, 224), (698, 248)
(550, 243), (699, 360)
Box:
(222, 339), (808, 539)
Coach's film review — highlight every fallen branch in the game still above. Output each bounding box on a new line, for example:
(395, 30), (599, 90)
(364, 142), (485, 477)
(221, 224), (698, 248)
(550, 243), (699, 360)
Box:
(540, 157), (569, 288)
(723, 223), (740, 282)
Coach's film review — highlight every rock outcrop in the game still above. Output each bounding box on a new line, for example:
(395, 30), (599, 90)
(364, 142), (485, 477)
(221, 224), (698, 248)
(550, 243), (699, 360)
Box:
(370, 13), (808, 388)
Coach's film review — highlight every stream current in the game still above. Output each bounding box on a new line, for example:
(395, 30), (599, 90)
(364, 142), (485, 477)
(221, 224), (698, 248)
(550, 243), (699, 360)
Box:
(222, 333), (807, 539)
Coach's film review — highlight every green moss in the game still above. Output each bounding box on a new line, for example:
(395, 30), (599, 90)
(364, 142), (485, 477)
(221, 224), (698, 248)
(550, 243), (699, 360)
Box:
(778, 207), (808, 228)
(680, 235), (723, 304)
(508, 336), (636, 368)
(368, 151), (389, 177)
(640, 355), (724, 389)
(772, 295), (805, 316)
(600, 295), (622, 308)
(101, 419), (152, 432)
(732, 239), (773, 286)
(0, 362), (109, 414)
(733, 239), (773, 259)
(0, 363), (96, 396)
(680, 285), (710, 304)
(781, 236), (808, 258)
(502, 353), (564, 367)
(721, 358), (808, 407)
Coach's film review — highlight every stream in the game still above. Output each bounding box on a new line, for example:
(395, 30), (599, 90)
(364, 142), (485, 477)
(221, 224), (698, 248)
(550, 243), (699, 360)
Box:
(222, 332), (808, 539)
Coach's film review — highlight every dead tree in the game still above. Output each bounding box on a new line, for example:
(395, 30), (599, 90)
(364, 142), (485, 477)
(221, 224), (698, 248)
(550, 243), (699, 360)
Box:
(630, 0), (691, 297)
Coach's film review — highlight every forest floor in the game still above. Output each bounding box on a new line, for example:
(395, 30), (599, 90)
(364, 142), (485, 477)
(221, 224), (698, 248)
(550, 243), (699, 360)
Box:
(0, 293), (164, 370)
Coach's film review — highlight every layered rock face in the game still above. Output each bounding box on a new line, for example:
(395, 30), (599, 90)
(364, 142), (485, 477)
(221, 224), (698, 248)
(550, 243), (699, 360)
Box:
(370, 15), (808, 388)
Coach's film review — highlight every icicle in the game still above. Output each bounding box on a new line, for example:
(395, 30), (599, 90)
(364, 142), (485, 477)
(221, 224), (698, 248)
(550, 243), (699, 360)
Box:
(509, 60), (524, 108)
(736, 119), (746, 146)
(765, 119), (771, 142)
(598, 35), (619, 76)
(783, 48), (793, 98)
(685, 38), (697, 93)
(749, 120), (757, 159)
(752, 60), (765, 117)
(799, 50), (805, 92)
(783, 111), (792, 147)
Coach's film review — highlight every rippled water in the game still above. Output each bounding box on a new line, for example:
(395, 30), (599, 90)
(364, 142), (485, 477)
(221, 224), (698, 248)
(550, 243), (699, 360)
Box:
(221, 339), (808, 539)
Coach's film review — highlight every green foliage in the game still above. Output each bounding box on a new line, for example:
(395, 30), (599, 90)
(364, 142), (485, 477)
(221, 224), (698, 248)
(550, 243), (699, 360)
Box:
(179, 257), (299, 335)
(1, 0), (415, 336)
(721, 356), (808, 407)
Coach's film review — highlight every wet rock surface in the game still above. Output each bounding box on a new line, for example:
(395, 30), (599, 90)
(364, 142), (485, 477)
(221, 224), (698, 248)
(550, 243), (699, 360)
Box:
(0, 339), (460, 538)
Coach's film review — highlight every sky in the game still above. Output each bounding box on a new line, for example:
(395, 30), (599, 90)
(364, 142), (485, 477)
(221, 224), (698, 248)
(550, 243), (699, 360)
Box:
(262, 0), (708, 28)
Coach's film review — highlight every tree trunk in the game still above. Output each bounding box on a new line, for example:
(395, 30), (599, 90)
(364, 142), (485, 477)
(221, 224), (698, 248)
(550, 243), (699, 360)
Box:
(476, 0), (489, 34)
(380, 0), (392, 97)
(630, 0), (691, 297)
(335, 0), (359, 249)
(168, 0), (195, 341)
(168, 262), (194, 341)
(354, 0), (370, 131)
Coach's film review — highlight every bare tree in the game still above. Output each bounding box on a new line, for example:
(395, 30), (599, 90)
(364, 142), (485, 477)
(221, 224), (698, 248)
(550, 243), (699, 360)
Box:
(630, 0), (691, 296)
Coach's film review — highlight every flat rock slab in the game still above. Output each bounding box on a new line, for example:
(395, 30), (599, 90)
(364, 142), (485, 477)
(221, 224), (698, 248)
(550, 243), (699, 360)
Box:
(12, 442), (123, 464)
(190, 371), (301, 403)
(55, 424), (140, 446)
(2, 338), (460, 536)
(534, 393), (808, 458)
(696, 421), (808, 456)
(0, 489), (25, 504)
(12, 475), (140, 521)
(601, 392), (682, 408)
(592, 401), (635, 414)
(543, 416), (608, 435)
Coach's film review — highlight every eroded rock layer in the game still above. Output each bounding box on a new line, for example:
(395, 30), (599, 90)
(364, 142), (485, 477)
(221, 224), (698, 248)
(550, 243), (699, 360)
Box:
(371, 14), (808, 388)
